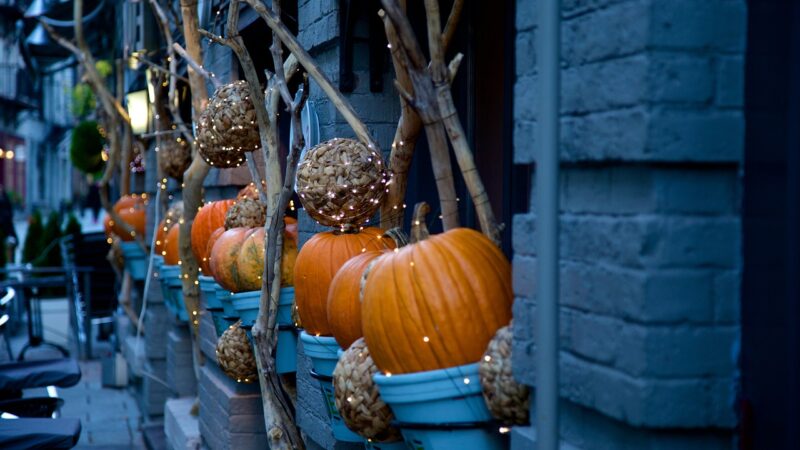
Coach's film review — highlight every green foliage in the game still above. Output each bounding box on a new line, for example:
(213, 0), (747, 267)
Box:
(41, 212), (62, 267)
(70, 121), (105, 175)
(95, 60), (113, 78)
(63, 214), (82, 240)
(21, 210), (43, 264)
(70, 83), (97, 118)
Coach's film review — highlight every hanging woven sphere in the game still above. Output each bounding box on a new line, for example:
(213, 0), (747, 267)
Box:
(196, 80), (259, 168)
(215, 321), (257, 383)
(333, 338), (402, 443)
(158, 136), (191, 180)
(296, 138), (389, 227)
(479, 324), (530, 425)
(224, 197), (266, 229)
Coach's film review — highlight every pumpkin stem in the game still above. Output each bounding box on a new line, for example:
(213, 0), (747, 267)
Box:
(410, 202), (431, 243)
(383, 227), (410, 248)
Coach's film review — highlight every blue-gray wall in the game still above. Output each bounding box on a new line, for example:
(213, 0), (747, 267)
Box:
(511, 1), (746, 448)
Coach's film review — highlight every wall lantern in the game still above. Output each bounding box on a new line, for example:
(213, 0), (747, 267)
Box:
(126, 89), (150, 135)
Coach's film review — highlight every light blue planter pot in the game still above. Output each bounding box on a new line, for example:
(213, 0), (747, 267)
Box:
(207, 307), (229, 337)
(300, 332), (361, 442)
(277, 287), (297, 374)
(231, 290), (260, 326)
(398, 428), (505, 450)
(299, 331), (340, 377)
(159, 264), (180, 315)
(365, 440), (408, 450)
(199, 276), (222, 309)
(277, 287), (295, 325)
(120, 242), (147, 281)
(217, 287), (235, 317)
(373, 363), (503, 450)
(276, 327), (297, 374)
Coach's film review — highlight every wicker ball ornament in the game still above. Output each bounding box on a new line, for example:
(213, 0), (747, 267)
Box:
(296, 138), (389, 227)
(215, 321), (258, 383)
(479, 324), (530, 424)
(333, 338), (402, 443)
(158, 137), (191, 180)
(224, 197), (266, 229)
(196, 81), (259, 168)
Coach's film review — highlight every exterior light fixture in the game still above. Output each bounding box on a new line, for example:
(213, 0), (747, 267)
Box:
(126, 89), (150, 135)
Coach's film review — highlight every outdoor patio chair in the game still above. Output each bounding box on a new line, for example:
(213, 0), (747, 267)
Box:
(0, 417), (81, 449)
(61, 233), (118, 359)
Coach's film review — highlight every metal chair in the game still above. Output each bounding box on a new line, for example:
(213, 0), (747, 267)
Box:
(60, 234), (117, 359)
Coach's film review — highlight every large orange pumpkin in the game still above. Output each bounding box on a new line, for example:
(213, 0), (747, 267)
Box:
(327, 250), (389, 349)
(112, 194), (147, 241)
(294, 227), (395, 336)
(209, 227), (257, 292)
(163, 224), (181, 265)
(204, 227), (225, 277)
(362, 228), (512, 375)
(192, 199), (235, 274)
(235, 222), (299, 291)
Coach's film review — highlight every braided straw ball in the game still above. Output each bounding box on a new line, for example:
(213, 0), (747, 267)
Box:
(333, 338), (402, 443)
(479, 324), (530, 424)
(158, 136), (191, 180)
(215, 321), (257, 383)
(296, 138), (389, 227)
(196, 80), (258, 168)
(224, 197), (266, 229)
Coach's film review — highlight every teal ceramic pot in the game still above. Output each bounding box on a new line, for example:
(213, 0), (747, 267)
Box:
(230, 290), (260, 326)
(373, 363), (504, 450)
(159, 264), (181, 315)
(299, 331), (340, 377)
(199, 275), (222, 309)
(120, 241), (147, 281)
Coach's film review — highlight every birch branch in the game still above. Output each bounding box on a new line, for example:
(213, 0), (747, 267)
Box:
(172, 43), (222, 88)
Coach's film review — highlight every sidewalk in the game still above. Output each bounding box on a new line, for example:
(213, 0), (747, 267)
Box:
(6, 298), (145, 449)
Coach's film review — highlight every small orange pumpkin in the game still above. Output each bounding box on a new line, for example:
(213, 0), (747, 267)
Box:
(294, 227), (395, 336)
(327, 250), (389, 349)
(237, 183), (262, 201)
(154, 219), (170, 255)
(204, 227), (225, 278)
(192, 199), (235, 274)
(362, 228), (512, 375)
(163, 224), (181, 265)
(235, 221), (299, 291)
(209, 227), (257, 292)
(112, 194), (147, 241)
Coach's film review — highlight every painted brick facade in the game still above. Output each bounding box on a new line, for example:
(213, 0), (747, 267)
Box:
(511, 0), (745, 448)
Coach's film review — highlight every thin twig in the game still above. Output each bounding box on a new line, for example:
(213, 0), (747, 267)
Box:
(172, 43), (222, 88)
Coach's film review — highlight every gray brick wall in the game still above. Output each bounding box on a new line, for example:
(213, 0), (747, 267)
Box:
(512, 0), (745, 448)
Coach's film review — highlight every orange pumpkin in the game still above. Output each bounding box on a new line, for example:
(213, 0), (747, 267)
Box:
(209, 227), (257, 292)
(192, 199), (235, 274)
(103, 215), (114, 239)
(235, 222), (299, 291)
(205, 227), (225, 277)
(112, 194), (147, 241)
(163, 224), (181, 265)
(362, 228), (512, 375)
(327, 250), (389, 349)
(294, 227), (395, 336)
(154, 219), (169, 255)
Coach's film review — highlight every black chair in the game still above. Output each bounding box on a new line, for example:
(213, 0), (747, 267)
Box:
(60, 233), (117, 359)
(0, 417), (82, 449)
